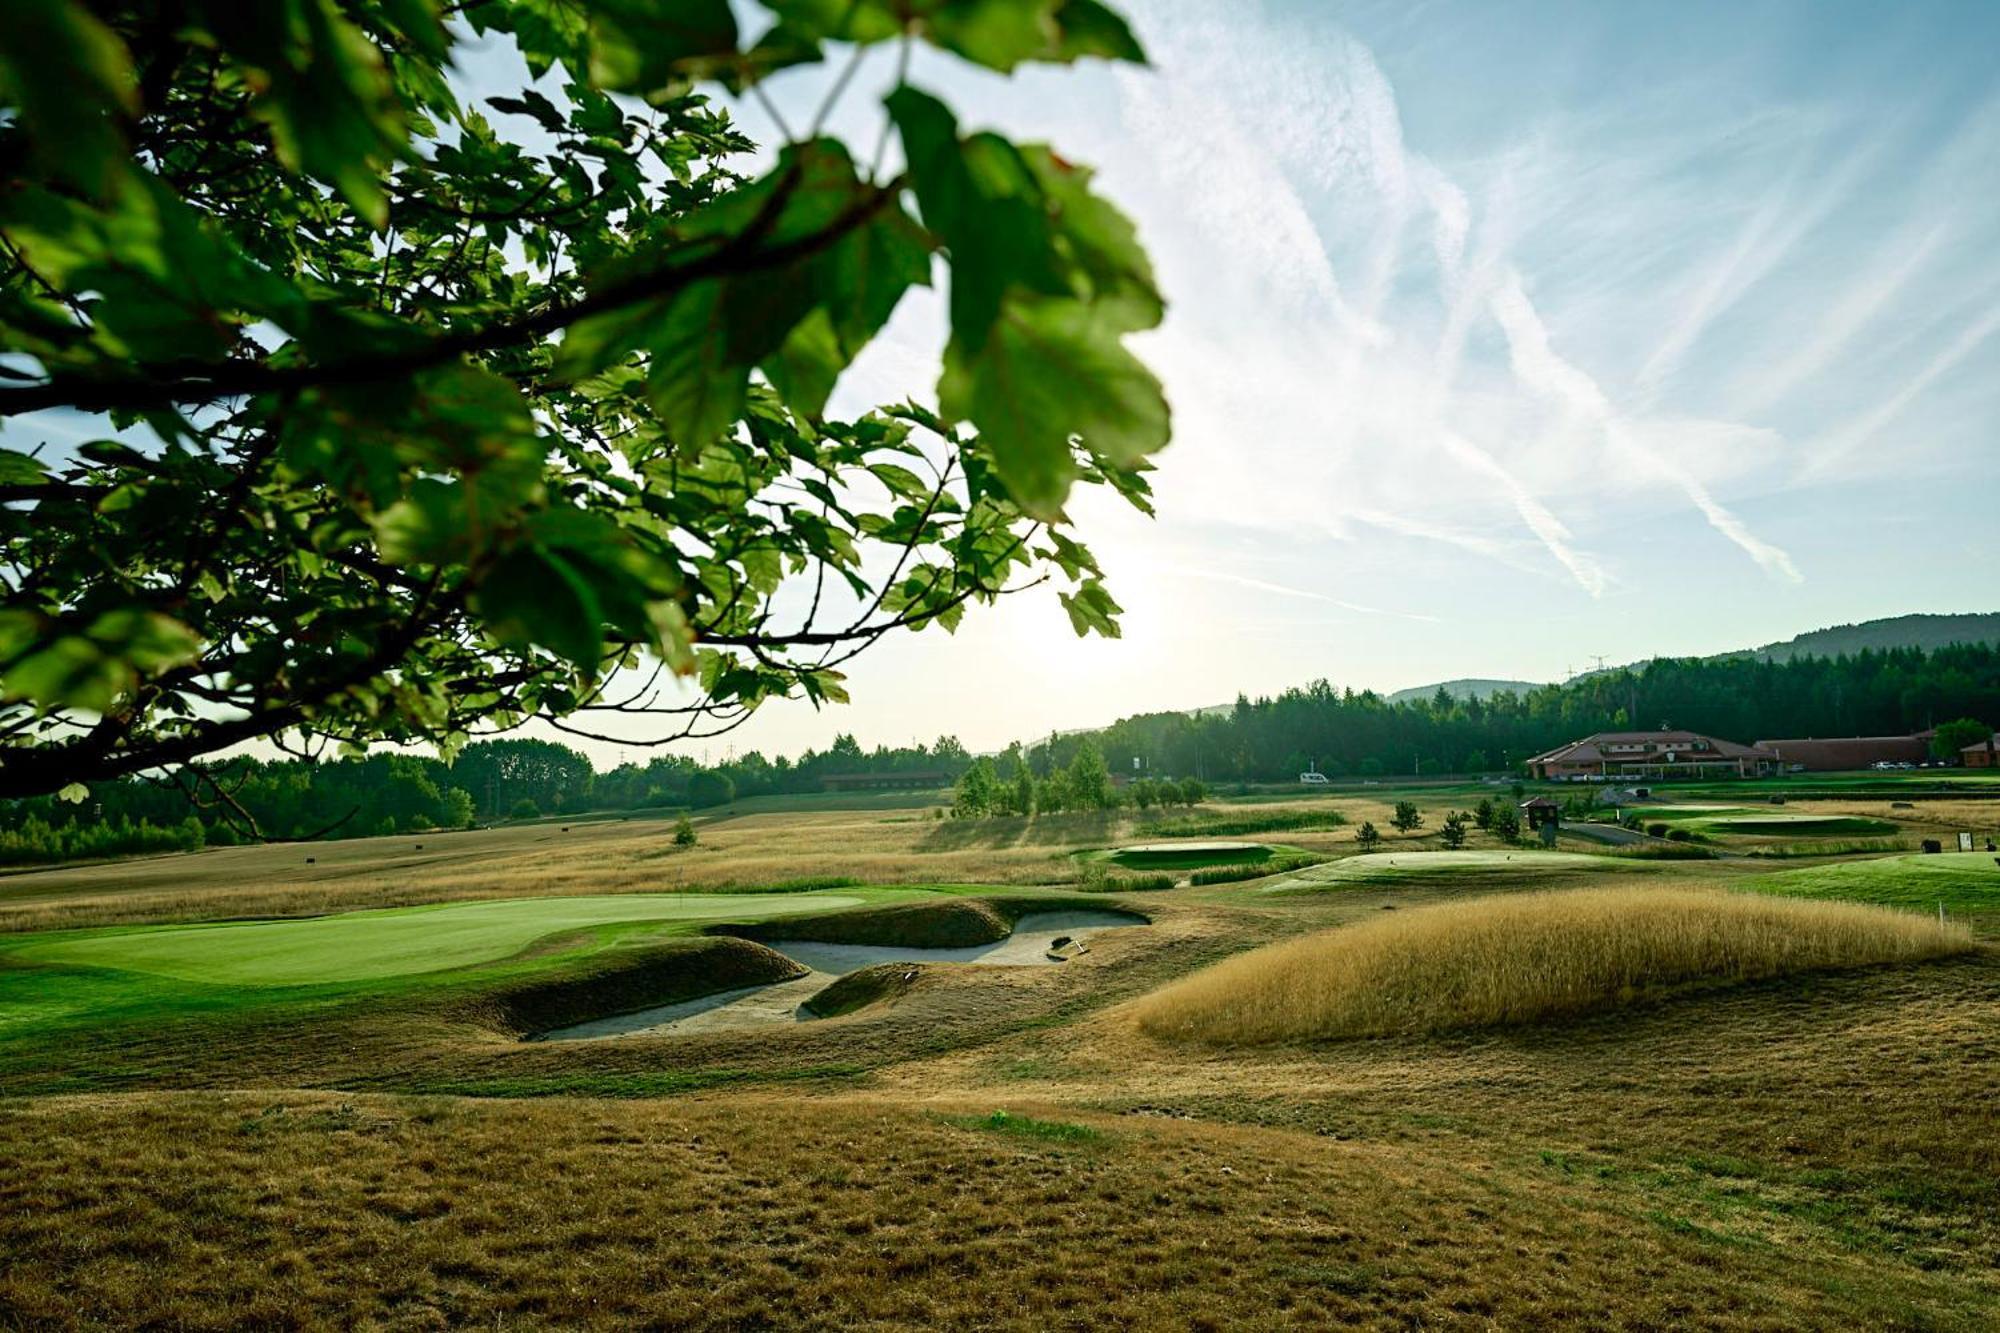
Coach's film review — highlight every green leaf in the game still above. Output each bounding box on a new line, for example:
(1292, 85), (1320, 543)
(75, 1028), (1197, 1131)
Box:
(1018, 144), (1161, 332)
(56, 782), (89, 804)
(0, 451), (49, 484)
(939, 294), (1169, 516)
(766, 0), (1146, 72)
(588, 0), (740, 98)
(1045, 0), (1147, 63)
(471, 547), (604, 669)
(1059, 578), (1123, 637)
(887, 87), (1066, 350)
(0, 0), (136, 197)
(0, 608), (201, 713)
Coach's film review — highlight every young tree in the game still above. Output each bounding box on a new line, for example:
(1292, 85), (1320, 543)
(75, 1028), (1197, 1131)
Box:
(1355, 820), (1381, 852)
(1131, 778), (1157, 810)
(1473, 797), (1495, 831)
(1179, 777), (1206, 806)
(508, 797), (540, 821)
(1391, 800), (1424, 833)
(950, 757), (999, 819)
(1011, 767), (1036, 818)
(0, 1), (1167, 804)
(1438, 811), (1468, 849)
(1066, 740), (1112, 810)
(687, 771), (735, 810)
(1037, 773), (1069, 815)
(673, 815), (697, 848)
(1932, 718), (1992, 763)
(1494, 804), (1522, 844)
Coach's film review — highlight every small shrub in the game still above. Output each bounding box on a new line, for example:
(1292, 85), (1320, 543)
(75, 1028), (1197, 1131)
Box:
(672, 815), (697, 847)
(508, 797), (540, 821)
(1646, 822), (1669, 839)
(1666, 828), (1692, 843)
(956, 1110), (1102, 1144)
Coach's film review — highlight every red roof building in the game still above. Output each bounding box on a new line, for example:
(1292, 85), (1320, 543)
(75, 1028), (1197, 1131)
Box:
(1526, 730), (1778, 781)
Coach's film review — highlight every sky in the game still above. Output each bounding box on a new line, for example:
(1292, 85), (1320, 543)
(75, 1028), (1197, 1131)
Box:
(639, 0), (1998, 764)
(13, 0), (1999, 769)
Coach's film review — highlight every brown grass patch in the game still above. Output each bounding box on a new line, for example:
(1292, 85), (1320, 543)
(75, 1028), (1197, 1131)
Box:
(1134, 887), (1973, 1044)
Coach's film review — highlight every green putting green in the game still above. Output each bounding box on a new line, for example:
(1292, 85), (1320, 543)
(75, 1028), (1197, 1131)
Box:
(1108, 840), (1273, 870)
(1630, 807), (1896, 837)
(1265, 849), (1647, 891)
(9, 892), (871, 986)
(1748, 852), (2000, 914)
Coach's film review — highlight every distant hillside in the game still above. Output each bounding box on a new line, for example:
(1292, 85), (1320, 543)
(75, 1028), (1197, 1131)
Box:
(1387, 677), (1544, 705)
(1736, 613), (2000, 663)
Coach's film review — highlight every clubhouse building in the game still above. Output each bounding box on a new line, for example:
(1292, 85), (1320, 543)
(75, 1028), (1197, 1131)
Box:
(1526, 730), (1780, 781)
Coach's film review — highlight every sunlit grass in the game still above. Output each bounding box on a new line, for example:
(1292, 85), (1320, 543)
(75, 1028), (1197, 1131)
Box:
(1135, 888), (1972, 1044)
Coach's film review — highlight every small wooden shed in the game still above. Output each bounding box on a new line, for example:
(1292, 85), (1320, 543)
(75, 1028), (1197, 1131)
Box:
(1520, 797), (1560, 830)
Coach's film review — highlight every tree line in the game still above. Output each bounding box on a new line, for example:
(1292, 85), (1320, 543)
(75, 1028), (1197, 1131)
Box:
(1052, 643), (2000, 781)
(6, 643), (1995, 864)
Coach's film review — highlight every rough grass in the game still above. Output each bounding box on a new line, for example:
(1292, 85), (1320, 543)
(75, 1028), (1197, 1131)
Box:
(800, 962), (927, 1018)
(1135, 888), (1973, 1044)
(1188, 854), (1320, 885)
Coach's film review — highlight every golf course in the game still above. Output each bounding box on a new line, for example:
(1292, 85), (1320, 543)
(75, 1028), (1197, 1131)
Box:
(2, 775), (1997, 1326)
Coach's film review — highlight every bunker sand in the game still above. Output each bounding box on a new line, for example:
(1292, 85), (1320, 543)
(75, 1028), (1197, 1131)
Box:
(540, 910), (1144, 1040)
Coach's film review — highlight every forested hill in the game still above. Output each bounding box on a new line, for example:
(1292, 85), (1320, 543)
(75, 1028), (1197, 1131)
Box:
(1062, 641), (2000, 782)
(1386, 678), (1544, 705)
(1735, 613), (2000, 663)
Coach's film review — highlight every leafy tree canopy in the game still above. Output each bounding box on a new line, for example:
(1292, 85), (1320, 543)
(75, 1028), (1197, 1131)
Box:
(0, 0), (1167, 801)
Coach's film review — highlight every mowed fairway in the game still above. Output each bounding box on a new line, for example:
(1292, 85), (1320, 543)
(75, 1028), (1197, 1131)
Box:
(7, 891), (872, 985)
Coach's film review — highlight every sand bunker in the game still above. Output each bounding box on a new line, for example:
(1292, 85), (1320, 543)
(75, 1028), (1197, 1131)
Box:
(537, 910), (1142, 1041)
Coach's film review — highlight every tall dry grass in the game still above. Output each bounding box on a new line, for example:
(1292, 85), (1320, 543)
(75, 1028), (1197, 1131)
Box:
(1134, 887), (1974, 1044)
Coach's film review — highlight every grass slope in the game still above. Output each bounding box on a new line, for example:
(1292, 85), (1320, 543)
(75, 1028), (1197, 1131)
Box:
(1136, 888), (1972, 1043)
(1748, 851), (2000, 917)
(6, 891), (873, 985)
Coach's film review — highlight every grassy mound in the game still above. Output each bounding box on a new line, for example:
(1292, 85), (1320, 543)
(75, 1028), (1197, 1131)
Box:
(802, 963), (927, 1018)
(720, 897), (1011, 949)
(1135, 888), (1972, 1044)
(483, 937), (805, 1037)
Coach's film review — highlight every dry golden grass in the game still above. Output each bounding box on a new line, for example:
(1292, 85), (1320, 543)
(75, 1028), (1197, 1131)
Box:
(3, 1089), (1991, 1331)
(1134, 887), (1973, 1044)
